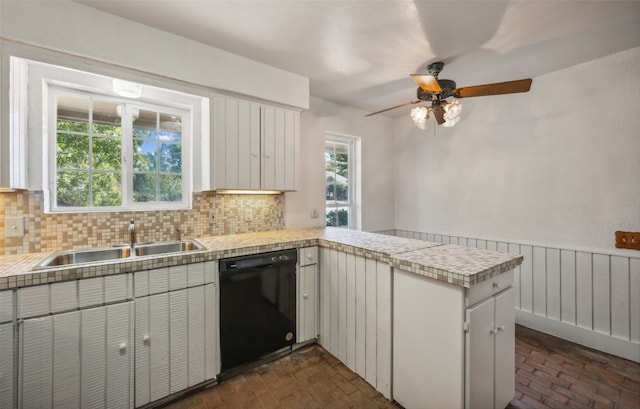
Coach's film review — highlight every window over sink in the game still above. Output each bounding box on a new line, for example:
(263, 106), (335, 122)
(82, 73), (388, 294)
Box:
(10, 57), (209, 212)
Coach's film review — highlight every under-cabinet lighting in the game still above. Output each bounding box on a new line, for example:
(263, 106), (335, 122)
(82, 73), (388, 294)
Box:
(216, 190), (282, 195)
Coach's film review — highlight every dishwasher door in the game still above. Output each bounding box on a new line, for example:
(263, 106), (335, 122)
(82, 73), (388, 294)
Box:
(219, 250), (297, 372)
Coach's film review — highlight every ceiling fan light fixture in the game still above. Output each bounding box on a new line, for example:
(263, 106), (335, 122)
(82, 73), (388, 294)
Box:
(410, 106), (430, 129)
(443, 99), (462, 120)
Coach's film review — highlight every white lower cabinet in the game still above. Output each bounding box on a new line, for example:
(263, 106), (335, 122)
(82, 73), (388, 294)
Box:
(318, 247), (392, 399)
(134, 262), (218, 408)
(393, 268), (515, 409)
(18, 302), (134, 409)
(0, 289), (15, 409)
(465, 287), (515, 409)
(297, 246), (319, 343)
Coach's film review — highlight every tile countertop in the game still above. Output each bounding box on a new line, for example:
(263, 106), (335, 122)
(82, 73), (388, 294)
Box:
(0, 227), (522, 290)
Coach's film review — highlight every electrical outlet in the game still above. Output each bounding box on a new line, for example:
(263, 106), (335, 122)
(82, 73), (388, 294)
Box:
(208, 208), (215, 224)
(615, 231), (640, 250)
(5, 216), (25, 238)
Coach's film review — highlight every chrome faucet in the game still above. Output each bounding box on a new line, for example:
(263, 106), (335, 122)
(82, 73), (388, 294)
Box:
(129, 219), (136, 253)
(174, 226), (182, 242)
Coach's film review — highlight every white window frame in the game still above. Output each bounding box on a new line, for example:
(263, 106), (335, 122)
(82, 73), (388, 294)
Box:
(11, 57), (209, 213)
(325, 132), (361, 230)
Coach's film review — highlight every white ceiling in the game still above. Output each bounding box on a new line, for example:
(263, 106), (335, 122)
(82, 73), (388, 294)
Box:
(78, 0), (640, 116)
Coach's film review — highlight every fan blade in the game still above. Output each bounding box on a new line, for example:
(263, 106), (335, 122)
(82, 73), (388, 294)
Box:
(410, 74), (442, 93)
(365, 99), (421, 117)
(452, 78), (532, 98)
(432, 105), (446, 125)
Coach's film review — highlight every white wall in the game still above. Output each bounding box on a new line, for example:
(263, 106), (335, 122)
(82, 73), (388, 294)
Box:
(0, 0), (308, 109)
(393, 47), (640, 255)
(285, 96), (395, 231)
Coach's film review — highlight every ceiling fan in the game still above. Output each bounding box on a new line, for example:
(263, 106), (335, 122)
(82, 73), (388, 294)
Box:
(365, 61), (532, 127)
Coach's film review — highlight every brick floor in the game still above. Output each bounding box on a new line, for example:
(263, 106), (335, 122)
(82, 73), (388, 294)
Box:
(508, 325), (639, 409)
(164, 325), (639, 409)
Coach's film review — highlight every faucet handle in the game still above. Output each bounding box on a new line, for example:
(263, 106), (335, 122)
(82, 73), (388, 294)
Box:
(174, 226), (182, 242)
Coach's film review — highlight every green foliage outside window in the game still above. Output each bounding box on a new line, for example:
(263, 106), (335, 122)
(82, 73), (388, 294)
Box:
(55, 99), (183, 209)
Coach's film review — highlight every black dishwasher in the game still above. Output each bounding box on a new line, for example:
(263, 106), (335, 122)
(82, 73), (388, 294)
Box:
(219, 249), (297, 373)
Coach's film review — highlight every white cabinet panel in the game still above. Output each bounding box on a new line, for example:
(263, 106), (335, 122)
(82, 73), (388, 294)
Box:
(297, 264), (318, 343)
(81, 306), (107, 409)
(212, 95), (299, 191)
(50, 281), (77, 314)
(52, 311), (81, 409)
(19, 302), (133, 409)
(0, 289), (13, 323)
(494, 288), (515, 409)
(20, 316), (53, 409)
(18, 285), (50, 318)
(465, 297), (495, 409)
(135, 276), (218, 407)
(0, 322), (15, 409)
(319, 248), (392, 398)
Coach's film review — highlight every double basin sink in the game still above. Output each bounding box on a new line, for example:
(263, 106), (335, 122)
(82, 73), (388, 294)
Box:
(35, 239), (205, 270)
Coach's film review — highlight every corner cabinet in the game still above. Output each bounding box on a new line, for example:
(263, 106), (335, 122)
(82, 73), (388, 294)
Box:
(393, 269), (515, 409)
(212, 95), (299, 191)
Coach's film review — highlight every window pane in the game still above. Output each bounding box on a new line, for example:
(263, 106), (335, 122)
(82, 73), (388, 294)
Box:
(326, 207), (350, 228)
(92, 172), (122, 206)
(325, 141), (349, 204)
(93, 137), (122, 171)
(159, 175), (182, 202)
(57, 93), (90, 133)
(133, 173), (157, 203)
(134, 140), (158, 172)
(160, 143), (182, 173)
(56, 171), (89, 207)
(56, 133), (89, 169)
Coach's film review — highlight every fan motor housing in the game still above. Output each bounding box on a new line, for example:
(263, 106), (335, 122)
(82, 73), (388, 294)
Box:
(417, 79), (456, 100)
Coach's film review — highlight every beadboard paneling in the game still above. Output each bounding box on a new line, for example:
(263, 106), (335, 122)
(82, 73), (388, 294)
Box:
(387, 229), (640, 362)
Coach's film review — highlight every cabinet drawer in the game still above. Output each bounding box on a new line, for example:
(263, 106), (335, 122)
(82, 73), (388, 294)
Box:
(299, 247), (318, 266)
(0, 290), (14, 323)
(466, 270), (514, 307)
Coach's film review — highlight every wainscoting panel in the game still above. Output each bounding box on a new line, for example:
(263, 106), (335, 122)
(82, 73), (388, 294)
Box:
(383, 229), (640, 362)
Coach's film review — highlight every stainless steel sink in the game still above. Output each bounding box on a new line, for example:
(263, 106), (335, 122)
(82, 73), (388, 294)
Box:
(34, 239), (205, 270)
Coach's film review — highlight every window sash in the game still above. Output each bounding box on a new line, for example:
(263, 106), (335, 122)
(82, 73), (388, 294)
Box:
(325, 136), (356, 228)
(49, 86), (190, 212)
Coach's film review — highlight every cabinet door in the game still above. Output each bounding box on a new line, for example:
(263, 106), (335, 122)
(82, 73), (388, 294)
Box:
(0, 322), (15, 409)
(298, 264), (318, 343)
(494, 288), (515, 409)
(261, 105), (299, 191)
(465, 296), (495, 409)
(20, 316), (53, 409)
(135, 292), (170, 406)
(213, 96), (261, 190)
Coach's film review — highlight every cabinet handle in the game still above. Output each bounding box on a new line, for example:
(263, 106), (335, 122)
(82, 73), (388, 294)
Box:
(143, 335), (150, 344)
(307, 254), (313, 260)
(251, 152), (258, 158)
(303, 293), (308, 299)
(490, 328), (496, 335)
(492, 282), (501, 289)
(264, 154), (271, 158)
(119, 343), (127, 353)
(496, 325), (505, 332)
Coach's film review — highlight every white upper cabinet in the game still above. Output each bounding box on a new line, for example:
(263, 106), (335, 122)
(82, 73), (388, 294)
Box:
(212, 95), (299, 191)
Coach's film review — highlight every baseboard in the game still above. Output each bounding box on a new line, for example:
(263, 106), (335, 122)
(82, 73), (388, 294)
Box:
(516, 310), (640, 363)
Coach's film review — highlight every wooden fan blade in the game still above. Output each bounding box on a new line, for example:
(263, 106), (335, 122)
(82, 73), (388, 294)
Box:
(410, 74), (442, 93)
(452, 78), (532, 98)
(365, 99), (421, 117)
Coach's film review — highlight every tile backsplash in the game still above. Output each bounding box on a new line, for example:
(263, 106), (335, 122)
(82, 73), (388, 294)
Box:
(0, 190), (284, 255)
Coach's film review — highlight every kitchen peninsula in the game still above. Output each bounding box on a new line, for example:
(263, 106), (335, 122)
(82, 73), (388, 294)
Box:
(0, 227), (522, 409)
